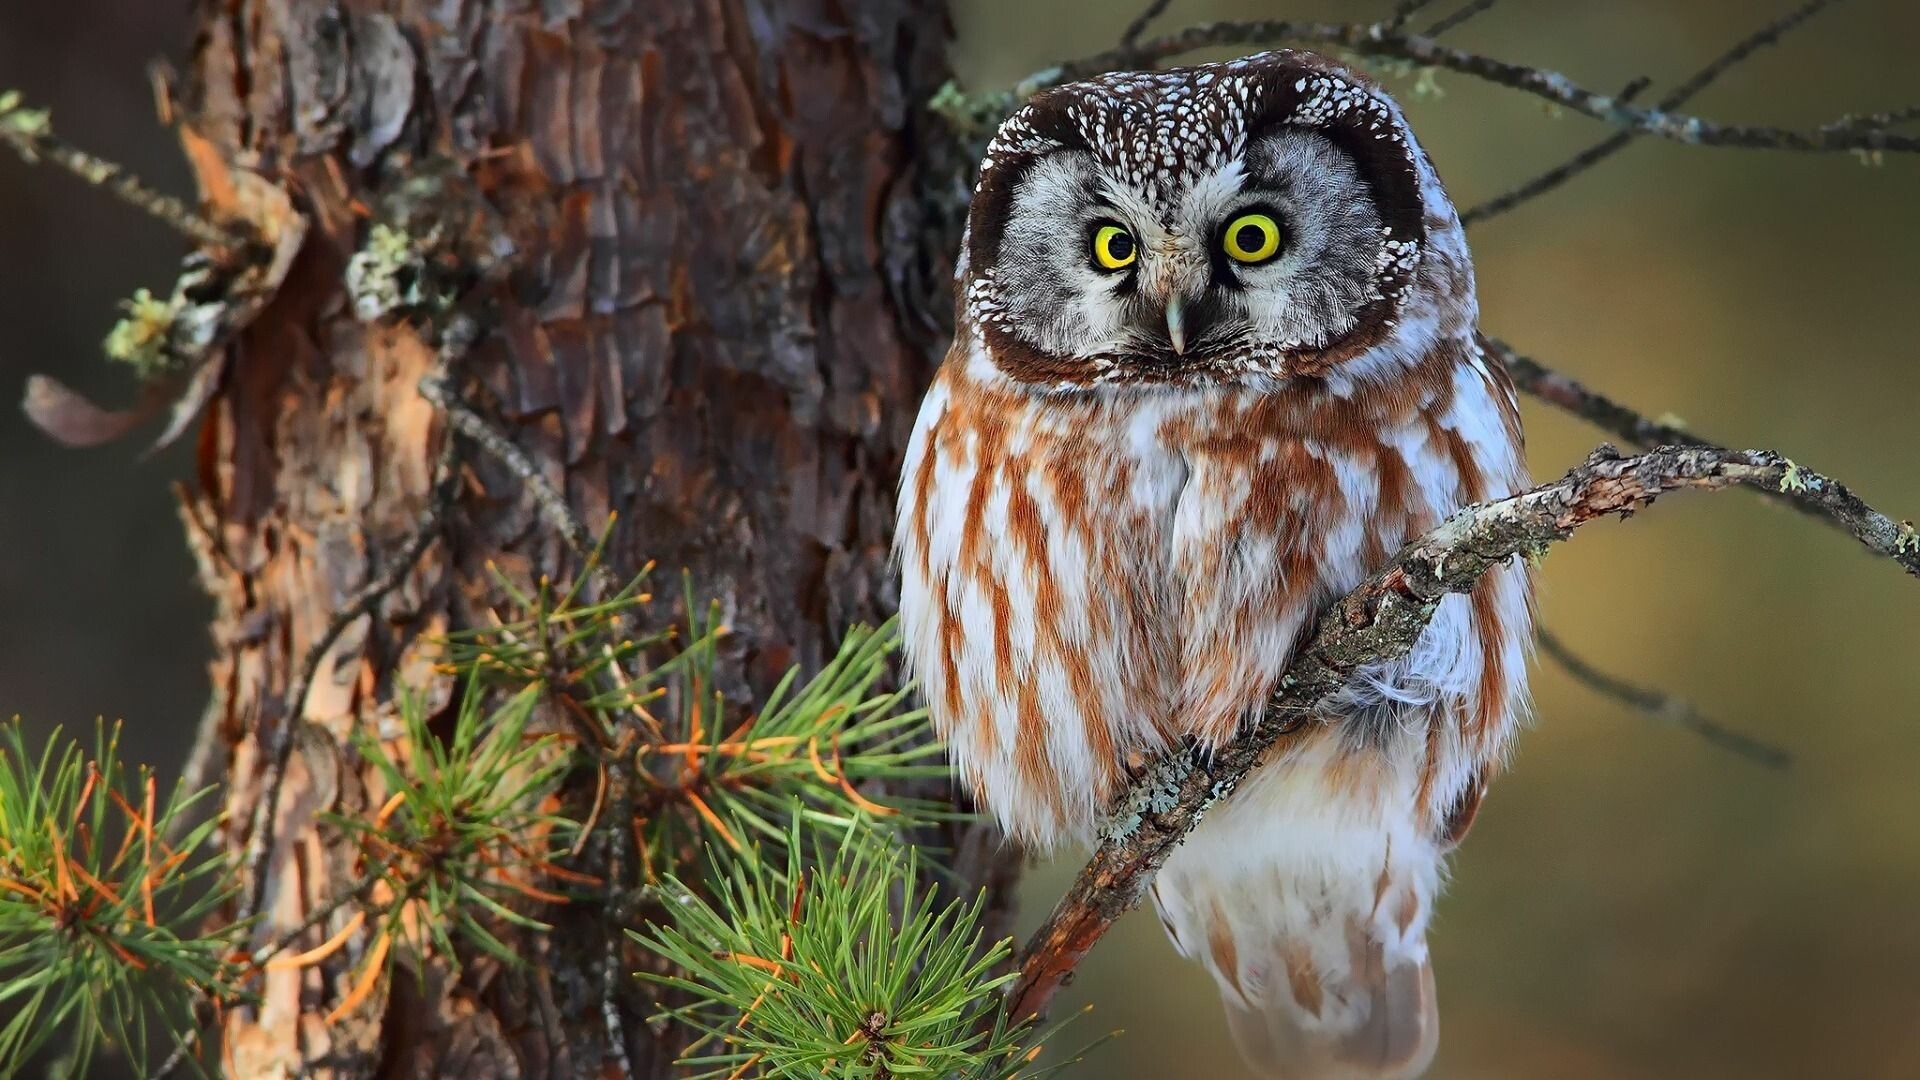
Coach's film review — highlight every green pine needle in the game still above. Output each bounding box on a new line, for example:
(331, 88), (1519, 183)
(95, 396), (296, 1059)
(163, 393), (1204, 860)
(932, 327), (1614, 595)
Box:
(634, 604), (955, 883)
(0, 720), (240, 1076)
(330, 679), (580, 971)
(633, 818), (1082, 1080)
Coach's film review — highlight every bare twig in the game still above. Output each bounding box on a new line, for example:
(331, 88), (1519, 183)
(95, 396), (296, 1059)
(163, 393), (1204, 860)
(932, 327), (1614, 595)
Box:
(1387, 0), (1442, 32)
(1824, 103), (1920, 133)
(145, 998), (214, 1079)
(1009, 442), (1903, 1021)
(1423, 0), (1497, 38)
(417, 373), (628, 608)
(1039, 20), (1920, 154)
(1119, 0), (1175, 49)
(1535, 627), (1791, 769)
(0, 93), (244, 249)
(1462, 0), (1844, 225)
(1484, 336), (1920, 580)
(236, 419), (460, 920)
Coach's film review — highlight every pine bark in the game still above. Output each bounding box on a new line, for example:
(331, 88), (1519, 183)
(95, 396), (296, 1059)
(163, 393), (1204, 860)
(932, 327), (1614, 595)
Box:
(178, 1), (1000, 1074)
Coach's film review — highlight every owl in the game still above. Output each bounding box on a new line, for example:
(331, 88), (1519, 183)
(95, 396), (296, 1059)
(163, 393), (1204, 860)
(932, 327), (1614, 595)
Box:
(896, 51), (1533, 1079)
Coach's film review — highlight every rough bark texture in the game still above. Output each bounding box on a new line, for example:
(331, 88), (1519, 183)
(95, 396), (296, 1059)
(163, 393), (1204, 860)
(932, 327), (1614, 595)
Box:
(178, 1), (998, 1074)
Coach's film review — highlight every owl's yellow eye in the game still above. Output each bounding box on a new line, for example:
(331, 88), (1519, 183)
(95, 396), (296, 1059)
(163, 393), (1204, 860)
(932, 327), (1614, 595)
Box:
(1091, 223), (1138, 271)
(1222, 212), (1283, 264)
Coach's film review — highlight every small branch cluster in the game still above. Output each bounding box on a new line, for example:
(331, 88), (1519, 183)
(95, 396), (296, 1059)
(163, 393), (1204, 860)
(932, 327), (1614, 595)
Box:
(21, 550), (1048, 1078)
(1461, 0), (1845, 225)
(0, 90), (241, 249)
(635, 820), (1092, 1080)
(0, 721), (240, 1076)
(1036, 17), (1920, 155)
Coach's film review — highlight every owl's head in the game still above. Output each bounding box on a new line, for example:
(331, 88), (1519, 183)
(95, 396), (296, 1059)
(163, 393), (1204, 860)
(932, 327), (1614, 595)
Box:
(960, 51), (1472, 390)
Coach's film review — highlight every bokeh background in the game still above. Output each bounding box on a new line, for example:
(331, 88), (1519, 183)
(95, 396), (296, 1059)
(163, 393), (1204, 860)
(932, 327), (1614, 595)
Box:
(4, 1), (1917, 1077)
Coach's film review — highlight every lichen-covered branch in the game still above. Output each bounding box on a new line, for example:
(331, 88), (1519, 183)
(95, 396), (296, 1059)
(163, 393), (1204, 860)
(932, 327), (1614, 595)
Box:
(1483, 336), (1920, 580)
(1009, 442), (1905, 1021)
(1033, 18), (1919, 155)
(0, 90), (244, 248)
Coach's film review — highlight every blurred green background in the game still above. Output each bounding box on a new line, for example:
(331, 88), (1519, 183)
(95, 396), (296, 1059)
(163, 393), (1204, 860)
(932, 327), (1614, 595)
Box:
(4, 1), (1917, 1077)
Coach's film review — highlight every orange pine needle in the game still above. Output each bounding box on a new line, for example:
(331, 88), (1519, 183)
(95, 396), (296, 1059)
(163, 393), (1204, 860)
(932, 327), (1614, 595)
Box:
(373, 791), (408, 828)
(71, 764), (100, 834)
(497, 873), (570, 905)
(141, 775), (157, 926)
(716, 952), (784, 974)
(632, 818), (658, 883)
(571, 761), (609, 859)
(806, 738), (838, 784)
(46, 820), (77, 903)
(101, 934), (148, 971)
(325, 929), (393, 1025)
(683, 695), (704, 777)
(724, 1052), (764, 1080)
(682, 789), (742, 852)
(265, 911), (367, 971)
(787, 872), (807, 932)
(67, 860), (126, 908)
(645, 736), (803, 756)
(529, 859), (601, 886)
(0, 878), (47, 904)
(832, 741), (895, 817)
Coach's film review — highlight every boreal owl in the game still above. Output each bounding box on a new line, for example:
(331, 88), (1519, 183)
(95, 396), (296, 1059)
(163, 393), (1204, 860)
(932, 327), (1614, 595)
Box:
(897, 50), (1532, 1079)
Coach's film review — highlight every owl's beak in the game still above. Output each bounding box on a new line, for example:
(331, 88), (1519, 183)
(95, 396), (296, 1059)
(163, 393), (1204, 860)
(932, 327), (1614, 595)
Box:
(1164, 294), (1188, 356)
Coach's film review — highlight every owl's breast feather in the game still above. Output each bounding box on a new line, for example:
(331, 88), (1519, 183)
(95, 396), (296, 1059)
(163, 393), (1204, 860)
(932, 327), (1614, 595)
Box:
(896, 338), (1531, 849)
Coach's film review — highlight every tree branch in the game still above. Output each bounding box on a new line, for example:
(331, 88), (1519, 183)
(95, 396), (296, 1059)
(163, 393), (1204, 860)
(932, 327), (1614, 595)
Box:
(1119, 0), (1175, 50)
(1484, 336), (1920, 580)
(1422, 0), (1498, 39)
(0, 91), (245, 249)
(1462, 0), (1844, 226)
(1034, 19), (1919, 155)
(1535, 627), (1790, 769)
(1009, 442), (1901, 1021)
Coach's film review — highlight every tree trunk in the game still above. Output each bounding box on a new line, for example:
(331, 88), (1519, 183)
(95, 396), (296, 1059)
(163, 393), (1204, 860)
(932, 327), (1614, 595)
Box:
(179, 1), (998, 1074)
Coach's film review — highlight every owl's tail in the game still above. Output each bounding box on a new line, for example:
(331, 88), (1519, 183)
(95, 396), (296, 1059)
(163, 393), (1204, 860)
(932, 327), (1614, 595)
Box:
(1151, 761), (1445, 1079)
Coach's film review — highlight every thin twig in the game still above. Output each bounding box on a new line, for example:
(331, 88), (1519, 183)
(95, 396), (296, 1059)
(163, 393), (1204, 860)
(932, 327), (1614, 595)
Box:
(1484, 335), (1920, 580)
(1823, 103), (1920, 133)
(1463, 0), (1844, 225)
(1119, 0), (1175, 49)
(236, 418), (461, 921)
(1423, 0), (1497, 38)
(418, 373), (625, 606)
(1535, 627), (1791, 769)
(1387, 0), (1441, 32)
(601, 946), (637, 1078)
(1009, 442), (1904, 1021)
(0, 97), (245, 249)
(1038, 20), (1920, 154)
(145, 997), (213, 1079)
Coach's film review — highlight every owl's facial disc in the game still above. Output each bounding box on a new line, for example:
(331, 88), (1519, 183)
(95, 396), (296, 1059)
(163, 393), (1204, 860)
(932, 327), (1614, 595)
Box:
(987, 128), (1385, 382)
